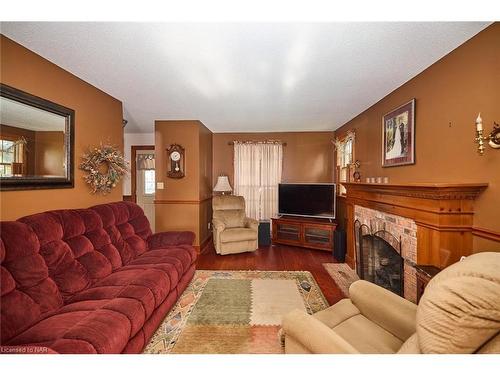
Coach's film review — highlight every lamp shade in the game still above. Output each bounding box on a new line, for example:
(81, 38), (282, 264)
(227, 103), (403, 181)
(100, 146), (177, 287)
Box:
(213, 175), (232, 192)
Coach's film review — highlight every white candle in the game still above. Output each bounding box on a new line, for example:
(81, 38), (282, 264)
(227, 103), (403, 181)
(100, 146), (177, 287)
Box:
(476, 113), (483, 131)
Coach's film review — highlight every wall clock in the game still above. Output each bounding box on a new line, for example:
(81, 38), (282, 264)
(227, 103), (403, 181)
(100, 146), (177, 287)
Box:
(166, 144), (185, 178)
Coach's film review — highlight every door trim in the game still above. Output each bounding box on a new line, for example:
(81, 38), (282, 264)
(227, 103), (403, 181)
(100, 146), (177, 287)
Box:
(131, 145), (154, 203)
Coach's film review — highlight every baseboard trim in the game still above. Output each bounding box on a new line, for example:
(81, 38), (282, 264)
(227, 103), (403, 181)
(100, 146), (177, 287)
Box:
(194, 235), (213, 254)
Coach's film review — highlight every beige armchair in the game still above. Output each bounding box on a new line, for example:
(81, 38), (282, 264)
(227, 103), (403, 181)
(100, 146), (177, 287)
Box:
(212, 195), (258, 255)
(282, 252), (500, 354)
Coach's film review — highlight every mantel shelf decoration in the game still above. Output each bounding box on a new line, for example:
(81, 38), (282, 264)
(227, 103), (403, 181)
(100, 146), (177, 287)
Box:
(80, 143), (129, 195)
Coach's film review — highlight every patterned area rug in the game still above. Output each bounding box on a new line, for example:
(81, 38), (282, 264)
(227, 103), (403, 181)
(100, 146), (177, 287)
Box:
(322, 263), (360, 297)
(144, 270), (328, 354)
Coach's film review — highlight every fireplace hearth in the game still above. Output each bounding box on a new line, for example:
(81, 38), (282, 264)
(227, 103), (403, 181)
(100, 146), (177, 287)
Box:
(355, 220), (404, 296)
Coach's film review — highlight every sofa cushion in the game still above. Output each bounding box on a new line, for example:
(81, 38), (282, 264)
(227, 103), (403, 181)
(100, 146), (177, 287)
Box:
(68, 285), (157, 323)
(132, 246), (196, 273)
(417, 252), (500, 354)
(0, 221), (63, 343)
(97, 268), (170, 307)
(69, 266), (171, 316)
(120, 246), (197, 293)
(56, 298), (147, 339)
(18, 210), (120, 301)
(311, 298), (403, 353)
(212, 195), (245, 211)
(220, 227), (257, 243)
(332, 314), (403, 353)
(313, 299), (361, 328)
(214, 209), (245, 228)
(8, 309), (132, 354)
(212, 196), (247, 228)
(91, 202), (152, 265)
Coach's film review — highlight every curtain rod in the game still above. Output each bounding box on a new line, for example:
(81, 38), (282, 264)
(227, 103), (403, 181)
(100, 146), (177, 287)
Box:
(227, 140), (287, 146)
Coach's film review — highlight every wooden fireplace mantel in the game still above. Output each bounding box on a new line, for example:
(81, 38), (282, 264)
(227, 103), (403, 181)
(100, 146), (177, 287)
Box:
(343, 182), (488, 268)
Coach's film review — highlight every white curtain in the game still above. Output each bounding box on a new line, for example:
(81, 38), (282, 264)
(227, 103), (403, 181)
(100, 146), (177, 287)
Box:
(137, 153), (155, 170)
(260, 143), (283, 220)
(234, 143), (261, 219)
(234, 142), (283, 220)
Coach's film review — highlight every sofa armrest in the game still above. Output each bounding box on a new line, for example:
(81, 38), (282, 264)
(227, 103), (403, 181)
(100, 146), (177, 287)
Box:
(282, 309), (359, 354)
(349, 280), (417, 341)
(212, 218), (226, 232)
(147, 231), (195, 250)
(244, 217), (258, 231)
(211, 218), (226, 254)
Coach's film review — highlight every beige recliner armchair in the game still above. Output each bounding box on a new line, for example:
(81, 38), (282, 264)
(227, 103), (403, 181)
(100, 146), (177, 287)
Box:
(282, 252), (500, 354)
(212, 195), (259, 255)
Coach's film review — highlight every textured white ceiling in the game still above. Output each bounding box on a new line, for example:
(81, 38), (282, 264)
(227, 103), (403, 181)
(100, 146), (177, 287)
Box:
(0, 22), (490, 133)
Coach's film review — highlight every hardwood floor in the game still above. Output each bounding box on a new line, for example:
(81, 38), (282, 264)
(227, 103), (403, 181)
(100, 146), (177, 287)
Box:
(197, 242), (345, 306)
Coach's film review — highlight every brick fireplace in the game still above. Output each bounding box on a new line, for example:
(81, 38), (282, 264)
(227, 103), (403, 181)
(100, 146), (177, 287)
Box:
(343, 182), (487, 302)
(354, 205), (417, 302)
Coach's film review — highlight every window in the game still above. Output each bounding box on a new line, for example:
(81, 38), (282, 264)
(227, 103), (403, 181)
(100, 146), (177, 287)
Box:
(144, 169), (155, 195)
(335, 131), (355, 196)
(0, 139), (15, 177)
(233, 141), (283, 220)
(136, 152), (155, 195)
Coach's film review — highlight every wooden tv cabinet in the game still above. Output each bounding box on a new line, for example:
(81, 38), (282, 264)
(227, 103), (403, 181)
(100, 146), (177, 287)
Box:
(271, 216), (337, 252)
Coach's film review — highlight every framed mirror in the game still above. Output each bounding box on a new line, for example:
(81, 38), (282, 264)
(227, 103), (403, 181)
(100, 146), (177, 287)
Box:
(0, 84), (74, 190)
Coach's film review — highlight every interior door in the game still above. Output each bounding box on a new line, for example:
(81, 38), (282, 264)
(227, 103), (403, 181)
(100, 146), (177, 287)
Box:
(136, 150), (155, 231)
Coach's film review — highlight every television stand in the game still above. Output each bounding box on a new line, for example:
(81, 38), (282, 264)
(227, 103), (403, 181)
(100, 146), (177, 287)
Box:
(271, 215), (337, 252)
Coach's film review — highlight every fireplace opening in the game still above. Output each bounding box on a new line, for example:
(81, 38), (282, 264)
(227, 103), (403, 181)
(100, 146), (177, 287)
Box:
(354, 219), (404, 296)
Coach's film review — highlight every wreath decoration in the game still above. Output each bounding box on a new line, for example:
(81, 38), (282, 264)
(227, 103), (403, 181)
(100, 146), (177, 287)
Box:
(80, 143), (129, 195)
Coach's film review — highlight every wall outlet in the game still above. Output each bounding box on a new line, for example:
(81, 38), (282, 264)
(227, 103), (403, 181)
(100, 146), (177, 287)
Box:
(156, 182), (164, 189)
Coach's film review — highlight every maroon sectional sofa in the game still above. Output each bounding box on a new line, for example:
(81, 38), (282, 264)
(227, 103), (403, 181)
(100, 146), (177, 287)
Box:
(0, 201), (197, 353)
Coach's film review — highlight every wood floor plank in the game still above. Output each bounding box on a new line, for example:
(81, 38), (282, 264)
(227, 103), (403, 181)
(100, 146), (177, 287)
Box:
(197, 242), (345, 305)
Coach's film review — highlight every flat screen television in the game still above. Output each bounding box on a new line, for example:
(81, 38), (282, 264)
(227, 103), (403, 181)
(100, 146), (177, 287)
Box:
(278, 183), (336, 219)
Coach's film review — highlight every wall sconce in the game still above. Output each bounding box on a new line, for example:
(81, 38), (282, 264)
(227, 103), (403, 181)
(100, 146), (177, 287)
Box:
(475, 113), (500, 155)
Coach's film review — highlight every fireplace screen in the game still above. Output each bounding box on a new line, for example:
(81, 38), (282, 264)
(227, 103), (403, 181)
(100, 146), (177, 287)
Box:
(354, 219), (403, 296)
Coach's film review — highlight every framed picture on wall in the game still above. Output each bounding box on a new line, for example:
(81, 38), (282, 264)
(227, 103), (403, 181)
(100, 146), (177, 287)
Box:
(382, 99), (415, 167)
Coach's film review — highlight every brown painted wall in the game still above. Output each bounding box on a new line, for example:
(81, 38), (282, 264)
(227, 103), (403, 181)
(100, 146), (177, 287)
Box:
(154, 121), (200, 201)
(154, 120), (213, 246)
(212, 131), (335, 188)
(34, 131), (65, 176)
(0, 35), (124, 220)
(335, 23), (500, 251)
(198, 124), (213, 245)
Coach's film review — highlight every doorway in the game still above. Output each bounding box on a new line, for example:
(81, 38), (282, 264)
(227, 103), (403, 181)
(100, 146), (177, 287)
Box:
(131, 145), (155, 231)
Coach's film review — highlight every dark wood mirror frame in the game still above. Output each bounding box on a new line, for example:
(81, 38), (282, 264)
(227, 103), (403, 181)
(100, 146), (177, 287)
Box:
(0, 83), (75, 191)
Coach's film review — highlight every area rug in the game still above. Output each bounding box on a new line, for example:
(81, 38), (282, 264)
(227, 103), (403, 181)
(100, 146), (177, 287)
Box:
(322, 263), (360, 297)
(144, 270), (328, 354)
